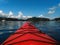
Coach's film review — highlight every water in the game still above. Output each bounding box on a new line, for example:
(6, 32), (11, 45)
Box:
(0, 21), (60, 44)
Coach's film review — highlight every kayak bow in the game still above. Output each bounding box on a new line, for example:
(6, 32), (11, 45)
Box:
(2, 22), (57, 45)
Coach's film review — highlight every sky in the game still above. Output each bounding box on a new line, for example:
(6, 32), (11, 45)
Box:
(0, 0), (60, 18)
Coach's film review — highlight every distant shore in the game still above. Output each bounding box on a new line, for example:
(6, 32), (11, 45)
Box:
(0, 17), (60, 21)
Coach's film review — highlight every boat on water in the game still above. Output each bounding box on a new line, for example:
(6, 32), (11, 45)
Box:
(2, 22), (58, 45)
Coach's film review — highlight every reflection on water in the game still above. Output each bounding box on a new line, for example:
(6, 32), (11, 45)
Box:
(0, 21), (24, 30)
(33, 21), (60, 42)
(0, 21), (60, 43)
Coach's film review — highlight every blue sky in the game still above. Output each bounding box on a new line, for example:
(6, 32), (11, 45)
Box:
(0, 0), (60, 18)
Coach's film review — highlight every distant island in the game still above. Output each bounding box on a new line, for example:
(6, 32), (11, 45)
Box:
(0, 17), (60, 21)
(53, 17), (60, 21)
(27, 17), (50, 22)
(0, 17), (27, 21)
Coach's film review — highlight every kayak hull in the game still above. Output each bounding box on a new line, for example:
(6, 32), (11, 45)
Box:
(2, 22), (57, 45)
(9, 41), (55, 45)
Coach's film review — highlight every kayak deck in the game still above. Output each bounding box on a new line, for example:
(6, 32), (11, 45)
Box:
(2, 22), (57, 45)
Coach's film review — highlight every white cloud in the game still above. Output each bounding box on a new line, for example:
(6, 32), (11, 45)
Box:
(8, 11), (14, 18)
(58, 3), (60, 7)
(48, 10), (55, 14)
(0, 10), (3, 13)
(49, 6), (57, 11)
(0, 10), (32, 19)
(10, 16), (15, 18)
(47, 3), (60, 15)
(22, 16), (32, 19)
(38, 14), (44, 17)
(16, 11), (24, 19)
(23, 16), (27, 19)
(0, 10), (6, 17)
(38, 14), (49, 18)
(27, 16), (32, 18)
(48, 6), (56, 15)
(18, 11), (23, 16)
(17, 11), (23, 18)
(9, 11), (13, 15)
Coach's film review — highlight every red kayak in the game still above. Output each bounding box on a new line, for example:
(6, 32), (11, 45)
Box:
(2, 22), (57, 45)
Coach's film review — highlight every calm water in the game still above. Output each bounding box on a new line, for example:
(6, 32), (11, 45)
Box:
(0, 21), (60, 44)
